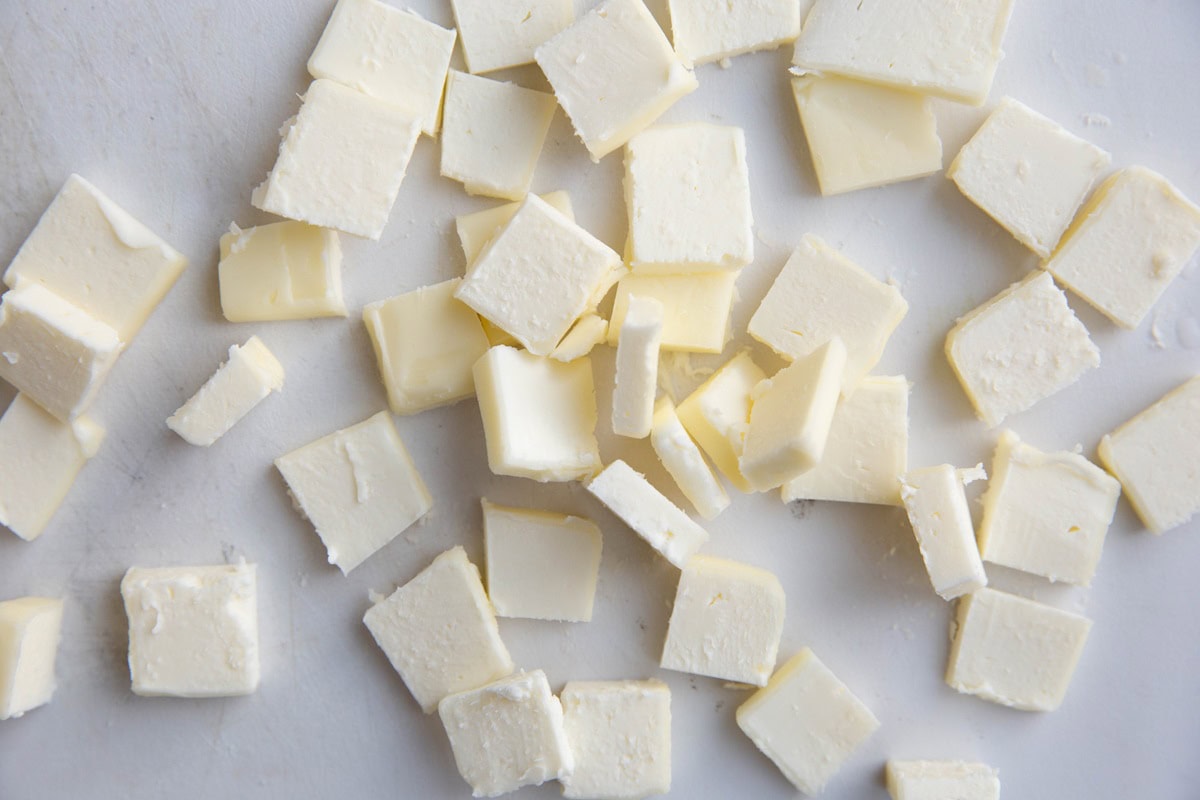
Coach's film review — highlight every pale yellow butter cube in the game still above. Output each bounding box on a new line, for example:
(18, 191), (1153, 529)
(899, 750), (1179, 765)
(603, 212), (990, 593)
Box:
(676, 351), (766, 493)
(608, 272), (736, 353)
(0, 596), (64, 719)
(887, 760), (1000, 800)
(167, 336), (285, 447)
(451, 0), (574, 74)
(456, 191), (574, 266)
(218, 221), (346, 322)
(651, 396), (730, 520)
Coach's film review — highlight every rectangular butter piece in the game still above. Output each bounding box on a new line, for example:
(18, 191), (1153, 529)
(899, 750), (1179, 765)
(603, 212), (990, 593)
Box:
(676, 351), (767, 492)
(451, 0), (574, 74)
(901, 465), (988, 600)
(456, 191), (575, 267)
(887, 760), (1000, 800)
(668, 0), (801, 66)
(651, 396), (730, 520)
(167, 336), (285, 447)
(218, 221), (346, 322)
(612, 296), (663, 438)
(608, 272), (736, 353)
(0, 596), (65, 719)
(550, 313), (608, 363)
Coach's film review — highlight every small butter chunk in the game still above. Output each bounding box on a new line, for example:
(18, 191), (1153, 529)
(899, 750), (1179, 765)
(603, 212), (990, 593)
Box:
(121, 563), (259, 698)
(668, 0), (800, 66)
(901, 464), (988, 600)
(792, 75), (943, 196)
(551, 314), (608, 363)
(0, 596), (64, 719)
(782, 375), (910, 506)
(608, 271), (736, 354)
(3, 174), (186, 341)
(736, 648), (880, 794)
(474, 346), (601, 482)
(1098, 376), (1200, 534)
(364, 279), (491, 415)
(661, 555), (785, 685)
(482, 500), (602, 622)
(364, 546), (514, 713)
(676, 351), (767, 492)
(945, 271), (1099, 427)
(946, 587), (1092, 712)
(252, 79), (421, 241)
(218, 221), (346, 322)
(612, 296), (664, 438)
(740, 338), (847, 492)
(0, 283), (124, 422)
(438, 670), (573, 798)
(651, 396), (730, 520)
(625, 123), (754, 271)
(456, 195), (624, 356)
(535, 0), (698, 161)
(456, 191), (575, 266)
(0, 394), (104, 541)
(561, 680), (672, 800)
(749, 235), (908, 391)
(306, 0), (455, 136)
(1044, 166), (1200, 328)
(167, 336), (285, 447)
(440, 71), (558, 201)
(275, 411), (432, 573)
(793, 0), (1016, 105)
(979, 430), (1119, 584)
(587, 460), (709, 568)
(887, 760), (1001, 800)
(949, 97), (1110, 257)
(451, 0), (574, 74)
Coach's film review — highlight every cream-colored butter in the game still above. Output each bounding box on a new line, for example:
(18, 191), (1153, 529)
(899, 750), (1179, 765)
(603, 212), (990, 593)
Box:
(669, 0), (801, 66)
(0, 596), (64, 719)
(650, 396), (730, 520)
(550, 313), (608, 363)
(456, 191), (575, 267)
(218, 221), (346, 322)
(676, 351), (766, 493)
(167, 336), (284, 447)
(608, 272), (736, 353)
(612, 296), (663, 439)
(451, 0), (574, 74)
(887, 760), (1000, 800)
(901, 464), (988, 600)
(561, 680), (671, 800)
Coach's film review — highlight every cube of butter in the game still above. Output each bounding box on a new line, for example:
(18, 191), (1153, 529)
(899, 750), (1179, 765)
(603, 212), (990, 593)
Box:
(676, 351), (767, 493)
(608, 271), (736, 354)
(612, 296), (664, 439)
(550, 314), (609, 363)
(456, 191), (575, 267)
(167, 336), (285, 447)
(650, 396), (730, 521)
(218, 221), (346, 322)
(450, 0), (574, 74)
(0, 596), (65, 719)
(668, 0), (800, 66)
(901, 464), (988, 600)
(887, 760), (1000, 800)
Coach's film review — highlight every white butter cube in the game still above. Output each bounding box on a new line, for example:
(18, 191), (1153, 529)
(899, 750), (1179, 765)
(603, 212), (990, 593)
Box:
(0, 395), (104, 541)
(440, 72), (559, 201)
(1098, 376), (1200, 534)
(979, 431), (1119, 584)
(625, 123), (754, 272)
(793, 0), (1016, 105)
(901, 465), (988, 600)
(364, 546), (514, 713)
(0, 596), (64, 719)
(306, 0), (455, 136)
(438, 670), (573, 797)
(252, 79), (421, 240)
(451, 0), (574, 74)
(456, 195), (624, 356)
(167, 336), (285, 447)
(782, 375), (909, 507)
(612, 296), (664, 438)
(676, 351), (767, 492)
(1045, 167), (1200, 328)
(560, 680), (672, 800)
(945, 271), (1099, 427)
(4, 174), (186, 341)
(949, 97), (1110, 257)
(792, 75), (943, 196)
(736, 648), (880, 794)
(946, 587), (1091, 711)
(608, 271), (736, 354)
(887, 760), (1000, 800)
(740, 338), (846, 492)
(364, 279), (491, 415)
(668, 0), (800, 66)
(535, 0), (698, 161)
(0, 283), (124, 422)
(218, 221), (346, 322)
(651, 396), (730, 520)
(456, 191), (574, 266)
(121, 564), (259, 698)
(482, 500), (602, 622)
(275, 411), (432, 573)
(749, 235), (908, 391)
(551, 314), (609, 363)
(474, 346), (601, 482)
(587, 460), (709, 568)
(661, 555), (785, 685)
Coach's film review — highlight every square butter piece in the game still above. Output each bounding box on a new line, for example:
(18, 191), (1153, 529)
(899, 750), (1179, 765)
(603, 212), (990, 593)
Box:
(901, 465), (988, 600)
(551, 313), (609, 363)
(218, 221), (346, 322)
(0, 596), (64, 720)
(451, 0), (574, 74)
(608, 272), (736, 354)
(677, 351), (767, 493)
(167, 336), (285, 447)
(669, 0), (801, 66)
(612, 295), (663, 439)
(887, 760), (1001, 800)
(456, 191), (574, 266)
(651, 396), (730, 520)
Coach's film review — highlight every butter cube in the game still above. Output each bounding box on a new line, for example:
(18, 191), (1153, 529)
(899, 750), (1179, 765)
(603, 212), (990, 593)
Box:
(668, 0), (800, 66)
(651, 397), (730, 520)
(364, 279), (491, 415)
(901, 465), (988, 600)
(782, 375), (909, 506)
(792, 75), (943, 196)
(612, 296), (664, 439)
(456, 191), (574, 266)
(252, 79), (421, 240)
(474, 346), (601, 482)
(887, 760), (1001, 800)
(482, 500), (602, 622)
(364, 546), (514, 713)
(167, 336), (285, 447)
(949, 97), (1110, 257)
(1098, 376), (1200, 534)
(661, 555), (785, 685)
(1045, 167), (1200, 328)
(4, 174), (186, 341)
(550, 314), (609, 363)
(275, 411), (432, 573)
(121, 564), (259, 698)
(945, 271), (1099, 427)
(451, 0), (574, 74)
(608, 271), (736, 353)
(560, 680), (672, 800)
(535, 0), (698, 161)
(218, 221), (346, 322)
(0, 394), (104, 541)
(946, 587), (1092, 711)
(676, 351), (767, 492)
(736, 648), (880, 794)
(438, 670), (573, 797)
(306, 0), (455, 136)
(587, 460), (709, 568)
(0, 596), (64, 719)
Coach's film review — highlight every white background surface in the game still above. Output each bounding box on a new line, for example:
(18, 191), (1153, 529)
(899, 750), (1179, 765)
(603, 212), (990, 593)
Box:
(2, 1), (1199, 798)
